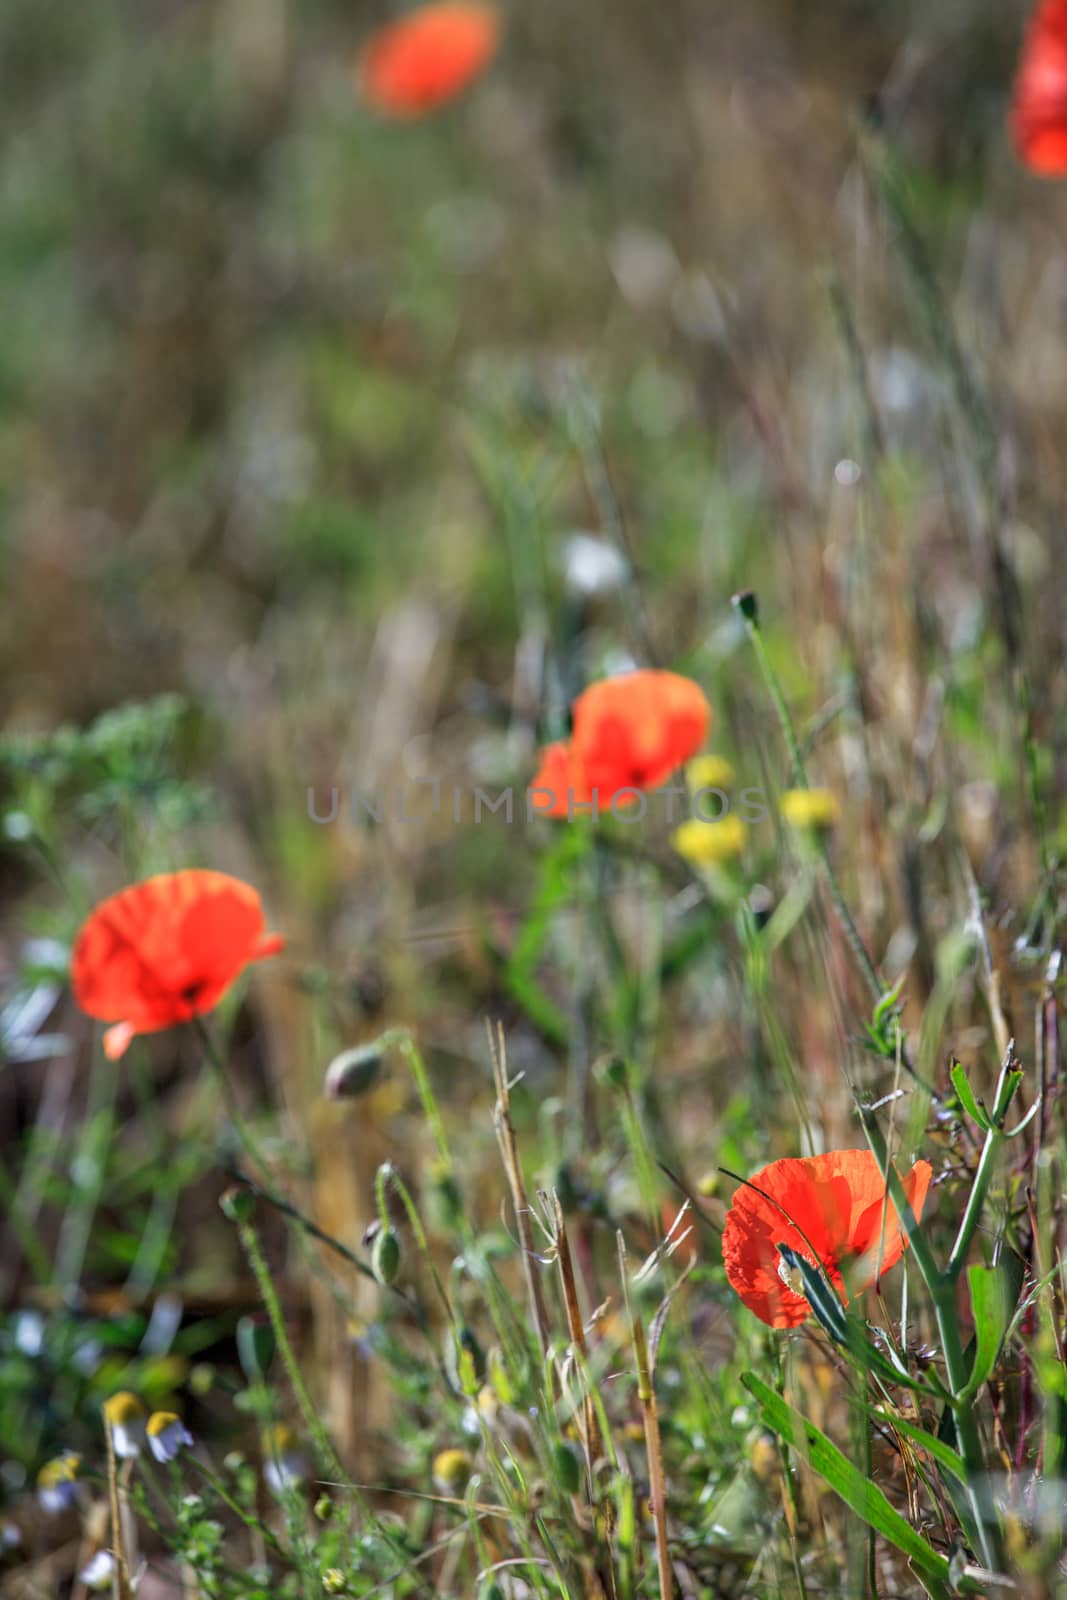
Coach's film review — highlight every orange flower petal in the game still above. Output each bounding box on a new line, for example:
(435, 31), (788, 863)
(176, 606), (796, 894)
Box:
(528, 740), (590, 818)
(530, 670), (711, 821)
(722, 1150), (932, 1329)
(571, 670), (711, 799)
(358, 3), (500, 119)
(103, 1021), (137, 1061)
(1012, 0), (1067, 174)
(72, 870), (284, 1048)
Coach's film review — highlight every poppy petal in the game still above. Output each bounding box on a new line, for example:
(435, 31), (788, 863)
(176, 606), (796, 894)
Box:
(103, 1021), (137, 1061)
(722, 1150), (932, 1329)
(358, 3), (500, 119)
(1012, 0), (1067, 174)
(72, 870), (283, 1046)
(572, 670), (711, 798)
(529, 741), (591, 817)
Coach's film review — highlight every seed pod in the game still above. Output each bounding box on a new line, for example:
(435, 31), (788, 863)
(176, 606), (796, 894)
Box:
(219, 1185), (254, 1223)
(323, 1044), (383, 1101)
(594, 1054), (631, 1091)
(372, 1228), (401, 1286)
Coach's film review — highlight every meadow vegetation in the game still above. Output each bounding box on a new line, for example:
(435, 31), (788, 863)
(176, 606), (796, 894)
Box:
(0, 1), (1065, 1596)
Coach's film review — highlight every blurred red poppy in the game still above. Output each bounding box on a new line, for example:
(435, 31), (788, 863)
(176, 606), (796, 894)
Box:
(529, 670), (711, 817)
(722, 1149), (932, 1329)
(72, 870), (284, 1060)
(528, 740), (591, 818)
(1012, 0), (1067, 174)
(358, 3), (500, 119)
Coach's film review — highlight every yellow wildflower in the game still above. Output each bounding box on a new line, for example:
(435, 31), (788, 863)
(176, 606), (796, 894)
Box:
(672, 814), (747, 867)
(780, 787), (839, 831)
(685, 754), (735, 794)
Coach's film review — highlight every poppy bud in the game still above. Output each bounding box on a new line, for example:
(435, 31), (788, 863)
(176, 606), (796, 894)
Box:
(732, 590), (759, 624)
(219, 1186), (254, 1224)
(323, 1044), (383, 1101)
(553, 1440), (582, 1495)
(313, 1495), (333, 1522)
(372, 1228), (401, 1286)
(236, 1315), (276, 1382)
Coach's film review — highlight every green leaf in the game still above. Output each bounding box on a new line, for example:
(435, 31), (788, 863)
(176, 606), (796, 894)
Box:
(779, 1246), (849, 1345)
(741, 1373), (950, 1586)
(961, 1254), (1023, 1402)
(869, 1408), (967, 1484)
(500, 825), (590, 1047)
(949, 1061), (992, 1132)
(775, 1250), (944, 1400)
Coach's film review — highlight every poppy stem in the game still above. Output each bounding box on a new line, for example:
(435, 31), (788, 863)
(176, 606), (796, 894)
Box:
(945, 1046), (1023, 1285)
(733, 593), (884, 1004)
(617, 1232), (674, 1600)
(192, 1016), (275, 1188)
(232, 1209), (348, 1488)
(734, 595), (940, 1096)
(860, 1054), (1021, 1575)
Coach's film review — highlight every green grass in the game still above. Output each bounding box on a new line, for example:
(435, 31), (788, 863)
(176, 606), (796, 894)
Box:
(1, 0), (1066, 1594)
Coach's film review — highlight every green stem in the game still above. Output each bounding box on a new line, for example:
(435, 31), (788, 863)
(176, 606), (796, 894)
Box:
(861, 1058), (1020, 1574)
(395, 1033), (452, 1175)
(233, 1212), (348, 1488)
(946, 1054), (1022, 1283)
(377, 1161), (456, 1335)
(194, 1017), (275, 1188)
(929, 1281), (1000, 1571)
(0, 1149), (52, 1285)
(734, 593), (884, 1004)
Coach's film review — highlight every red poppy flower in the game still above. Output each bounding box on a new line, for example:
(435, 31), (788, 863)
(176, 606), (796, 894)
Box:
(528, 740), (592, 818)
(529, 670), (711, 817)
(722, 1149), (933, 1329)
(357, 3), (500, 119)
(72, 870), (284, 1060)
(1012, 0), (1067, 174)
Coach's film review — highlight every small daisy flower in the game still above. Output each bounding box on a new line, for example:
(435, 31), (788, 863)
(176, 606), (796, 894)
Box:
(37, 1452), (81, 1514)
(780, 787), (840, 832)
(79, 1551), (115, 1592)
(104, 1391), (147, 1459)
(672, 814), (747, 868)
(432, 1447), (473, 1494)
(262, 1424), (306, 1495)
(1, 1521), (22, 1549)
(147, 1411), (194, 1463)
